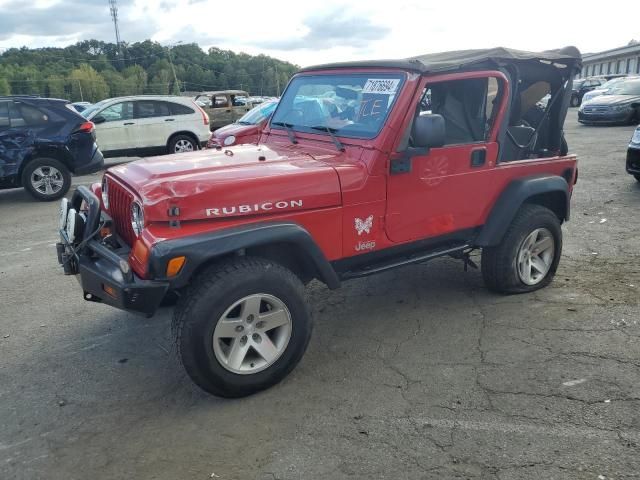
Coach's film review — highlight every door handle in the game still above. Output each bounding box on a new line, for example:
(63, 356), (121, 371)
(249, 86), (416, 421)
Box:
(470, 148), (486, 167)
(226, 109), (231, 112)
(124, 122), (135, 125)
(165, 118), (175, 122)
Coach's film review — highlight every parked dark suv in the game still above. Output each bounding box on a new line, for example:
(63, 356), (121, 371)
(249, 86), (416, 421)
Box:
(570, 77), (604, 107)
(0, 96), (104, 201)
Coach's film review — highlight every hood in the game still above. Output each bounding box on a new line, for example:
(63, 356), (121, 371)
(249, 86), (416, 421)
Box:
(213, 122), (260, 138)
(588, 94), (640, 106)
(107, 144), (344, 222)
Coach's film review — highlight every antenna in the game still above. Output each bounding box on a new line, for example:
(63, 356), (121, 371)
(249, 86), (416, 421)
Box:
(109, 0), (123, 59)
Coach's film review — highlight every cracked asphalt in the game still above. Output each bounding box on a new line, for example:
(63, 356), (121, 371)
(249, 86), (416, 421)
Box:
(1, 110), (639, 479)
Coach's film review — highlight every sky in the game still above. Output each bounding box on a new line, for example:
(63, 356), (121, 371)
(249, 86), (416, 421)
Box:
(0, 0), (638, 67)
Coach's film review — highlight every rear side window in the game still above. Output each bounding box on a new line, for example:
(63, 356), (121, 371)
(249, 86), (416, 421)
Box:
(170, 102), (195, 115)
(213, 96), (228, 108)
(10, 103), (49, 127)
(0, 102), (9, 128)
(135, 101), (175, 118)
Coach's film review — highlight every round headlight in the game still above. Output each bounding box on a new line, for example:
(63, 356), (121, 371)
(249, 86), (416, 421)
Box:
(131, 202), (144, 237)
(101, 176), (109, 209)
(223, 135), (236, 146)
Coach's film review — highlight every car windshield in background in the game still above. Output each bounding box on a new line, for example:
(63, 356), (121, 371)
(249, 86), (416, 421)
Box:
(81, 100), (110, 118)
(270, 74), (405, 139)
(609, 81), (640, 96)
(238, 101), (278, 125)
(573, 80), (585, 89)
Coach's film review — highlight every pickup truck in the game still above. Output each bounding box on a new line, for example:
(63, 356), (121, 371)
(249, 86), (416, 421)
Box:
(57, 46), (581, 397)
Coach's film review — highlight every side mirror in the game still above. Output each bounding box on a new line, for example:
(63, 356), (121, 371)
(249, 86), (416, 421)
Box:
(412, 114), (445, 149)
(92, 115), (106, 125)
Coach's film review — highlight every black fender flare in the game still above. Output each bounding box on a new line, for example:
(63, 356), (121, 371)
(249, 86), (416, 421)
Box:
(149, 222), (341, 289)
(474, 175), (570, 247)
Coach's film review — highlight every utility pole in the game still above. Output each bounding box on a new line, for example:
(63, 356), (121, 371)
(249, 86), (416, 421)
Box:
(109, 0), (123, 64)
(76, 79), (84, 102)
(167, 41), (182, 95)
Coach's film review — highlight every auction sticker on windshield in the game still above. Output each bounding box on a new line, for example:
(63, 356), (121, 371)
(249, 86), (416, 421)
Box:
(362, 79), (400, 95)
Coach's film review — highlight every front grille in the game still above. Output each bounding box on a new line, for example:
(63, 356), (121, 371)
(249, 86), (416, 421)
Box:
(583, 105), (610, 114)
(106, 177), (136, 246)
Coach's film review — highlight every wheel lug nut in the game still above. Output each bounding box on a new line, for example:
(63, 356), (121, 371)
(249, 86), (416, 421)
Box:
(235, 325), (244, 332)
(246, 314), (254, 323)
(240, 335), (247, 344)
(252, 333), (261, 343)
(256, 321), (264, 329)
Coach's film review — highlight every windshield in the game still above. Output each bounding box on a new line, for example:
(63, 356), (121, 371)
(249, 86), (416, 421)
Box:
(573, 79), (585, 89)
(238, 100), (278, 125)
(270, 73), (405, 139)
(600, 77), (626, 89)
(609, 80), (640, 96)
(81, 99), (111, 119)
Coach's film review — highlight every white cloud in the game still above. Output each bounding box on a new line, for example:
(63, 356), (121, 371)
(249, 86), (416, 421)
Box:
(0, 0), (637, 66)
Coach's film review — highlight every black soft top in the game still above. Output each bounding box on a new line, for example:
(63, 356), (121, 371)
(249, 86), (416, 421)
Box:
(300, 46), (582, 75)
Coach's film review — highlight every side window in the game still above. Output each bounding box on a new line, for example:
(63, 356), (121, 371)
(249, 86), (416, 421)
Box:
(169, 102), (195, 115)
(213, 96), (229, 108)
(10, 103), (49, 127)
(135, 101), (157, 119)
(0, 102), (9, 128)
(99, 102), (134, 122)
(423, 77), (500, 146)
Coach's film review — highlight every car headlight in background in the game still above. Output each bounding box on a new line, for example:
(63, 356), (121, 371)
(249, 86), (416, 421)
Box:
(632, 128), (640, 144)
(131, 202), (144, 237)
(223, 135), (236, 146)
(101, 176), (109, 209)
(611, 104), (630, 112)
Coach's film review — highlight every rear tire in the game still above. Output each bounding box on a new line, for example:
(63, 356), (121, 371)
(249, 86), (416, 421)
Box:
(21, 158), (71, 201)
(173, 257), (312, 398)
(481, 204), (562, 294)
(168, 134), (197, 154)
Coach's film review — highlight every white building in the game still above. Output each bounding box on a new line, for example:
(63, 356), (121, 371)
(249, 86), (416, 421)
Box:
(580, 41), (640, 78)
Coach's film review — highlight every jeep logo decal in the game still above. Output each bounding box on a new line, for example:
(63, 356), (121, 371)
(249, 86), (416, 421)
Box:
(206, 200), (304, 217)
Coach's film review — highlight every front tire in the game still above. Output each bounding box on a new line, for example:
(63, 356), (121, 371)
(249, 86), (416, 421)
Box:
(21, 158), (71, 201)
(173, 257), (312, 398)
(481, 204), (562, 294)
(570, 95), (580, 108)
(169, 134), (197, 154)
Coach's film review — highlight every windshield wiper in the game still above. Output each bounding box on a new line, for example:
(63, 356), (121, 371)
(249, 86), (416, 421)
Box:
(310, 125), (345, 152)
(237, 120), (252, 125)
(271, 121), (298, 145)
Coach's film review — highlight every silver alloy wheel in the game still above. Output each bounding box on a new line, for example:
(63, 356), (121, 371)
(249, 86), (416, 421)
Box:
(174, 139), (194, 153)
(516, 228), (555, 286)
(31, 166), (64, 196)
(212, 293), (293, 375)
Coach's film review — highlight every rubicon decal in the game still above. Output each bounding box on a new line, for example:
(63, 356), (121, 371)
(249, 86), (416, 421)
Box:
(206, 200), (304, 217)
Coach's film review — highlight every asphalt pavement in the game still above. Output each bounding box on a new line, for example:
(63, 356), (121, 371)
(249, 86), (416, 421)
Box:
(1, 110), (639, 479)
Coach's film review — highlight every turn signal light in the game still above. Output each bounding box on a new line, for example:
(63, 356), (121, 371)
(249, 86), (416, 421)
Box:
(102, 284), (117, 298)
(132, 239), (150, 266)
(75, 121), (95, 133)
(166, 256), (186, 277)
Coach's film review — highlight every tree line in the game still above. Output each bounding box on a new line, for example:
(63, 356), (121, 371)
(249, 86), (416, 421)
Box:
(0, 40), (299, 103)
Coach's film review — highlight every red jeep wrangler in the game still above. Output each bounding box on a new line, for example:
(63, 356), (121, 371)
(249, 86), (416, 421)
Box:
(57, 47), (581, 397)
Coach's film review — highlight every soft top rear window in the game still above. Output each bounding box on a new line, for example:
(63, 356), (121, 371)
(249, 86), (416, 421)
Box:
(271, 73), (405, 140)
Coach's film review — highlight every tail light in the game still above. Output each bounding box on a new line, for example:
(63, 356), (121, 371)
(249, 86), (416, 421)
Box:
(193, 101), (209, 126)
(74, 121), (95, 134)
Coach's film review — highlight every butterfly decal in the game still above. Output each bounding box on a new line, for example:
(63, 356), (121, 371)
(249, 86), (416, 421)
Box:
(354, 215), (373, 236)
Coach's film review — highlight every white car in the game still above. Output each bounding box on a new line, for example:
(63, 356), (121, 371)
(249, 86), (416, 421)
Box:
(81, 96), (211, 157)
(582, 77), (639, 104)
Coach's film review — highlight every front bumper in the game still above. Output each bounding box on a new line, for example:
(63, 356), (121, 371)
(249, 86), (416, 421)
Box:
(56, 186), (168, 316)
(627, 146), (640, 175)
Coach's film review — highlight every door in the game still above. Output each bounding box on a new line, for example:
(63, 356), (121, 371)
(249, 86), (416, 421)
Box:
(385, 74), (505, 243)
(231, 94), (251, 121)
(133, 100), (174, 149)
(0, 101), (50, 184)
(92, 101), (136, 154)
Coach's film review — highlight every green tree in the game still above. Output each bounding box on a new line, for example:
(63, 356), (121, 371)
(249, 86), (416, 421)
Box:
(0, 77), (10, 95)
(69, 64), (109, 102)
(122, 65), (147, 95)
